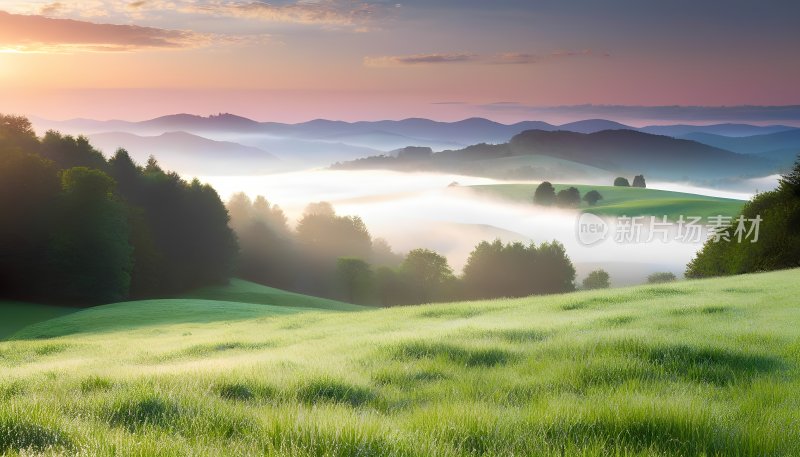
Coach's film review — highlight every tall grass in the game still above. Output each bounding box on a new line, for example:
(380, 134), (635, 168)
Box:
(1, 269), (798, 455)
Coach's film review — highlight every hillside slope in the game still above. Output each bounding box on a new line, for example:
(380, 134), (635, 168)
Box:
(2, 269), (799, 455)
(468, 183), (745, 219)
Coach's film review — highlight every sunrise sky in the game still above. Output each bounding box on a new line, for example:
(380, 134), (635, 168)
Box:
(1, 0), (798, 123)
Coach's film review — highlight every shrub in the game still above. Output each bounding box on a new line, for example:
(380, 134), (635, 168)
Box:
(647, 272), (677, 284)
(582, 269), (610, 289)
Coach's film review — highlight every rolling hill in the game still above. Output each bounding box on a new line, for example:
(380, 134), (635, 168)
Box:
(2, 269), (798, 455)
(334, 129), (777, 182)
(468, 183), (745, 219)
(2, 279), (360, 340)
(508, 129), (773, 180)
(681, 129), (800, 153)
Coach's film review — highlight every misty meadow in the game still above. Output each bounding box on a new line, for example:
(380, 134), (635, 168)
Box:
(2, 1), (800, 456)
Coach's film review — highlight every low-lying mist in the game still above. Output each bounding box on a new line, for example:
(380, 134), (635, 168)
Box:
(199, 169), (751, 286)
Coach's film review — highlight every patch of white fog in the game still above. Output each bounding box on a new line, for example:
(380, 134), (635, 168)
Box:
(199, 169), (733, 286)
(648, 176), (779, 200)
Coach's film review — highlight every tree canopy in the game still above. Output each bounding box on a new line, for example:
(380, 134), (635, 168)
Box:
(686, 155), (800, 277)
(0, 115), (238, 305)
(583, 190), (603, 206)
(534, 181), (556, 206)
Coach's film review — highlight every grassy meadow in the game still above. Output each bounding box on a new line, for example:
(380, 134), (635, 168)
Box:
(468, 184), (745, 220)
(2, 269), (800, 455)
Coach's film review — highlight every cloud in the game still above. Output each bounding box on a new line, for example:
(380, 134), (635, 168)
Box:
(0, 10), (206, 52)
(364, 50), (607, 67)
(364, 53), (479, 67)
(479, 104), (800, 124)
(39, 2), (63, 16)
(491, 49), (609, 64)
(187, 0), (386, 27)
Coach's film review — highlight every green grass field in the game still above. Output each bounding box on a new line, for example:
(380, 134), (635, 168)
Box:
(0, 279), (360, 341)
(0, 302), (76, 340)
(2, 269), (799, 455)
(468, 183), (745, 219)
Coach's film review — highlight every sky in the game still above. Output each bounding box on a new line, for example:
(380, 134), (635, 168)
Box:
(0, 0), (799, 124)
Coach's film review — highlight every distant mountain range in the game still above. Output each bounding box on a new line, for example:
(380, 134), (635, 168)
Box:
(29, 113), (799, 178)
(35, 113), (799, 151)
(88, 132), (279, 175)
(334, 129), (777, 182)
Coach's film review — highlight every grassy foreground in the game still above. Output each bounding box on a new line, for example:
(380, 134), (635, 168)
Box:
(469, 183), (745, 220)
(2, 269), (800, 455)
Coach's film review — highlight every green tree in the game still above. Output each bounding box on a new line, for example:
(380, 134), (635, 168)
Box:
(533, 181), (556, 206)
(632, 174), (646, 188)
(0, 148), (60, 299)
(335, 257), (373, 304)
(400, 248), (455, 304)
(40, 131), (106, 171)
(779, 155), (800, 196)
(0, 114), (39, 153)
(556, 186), (581, 208)
(582, 269), (610, 289)
(50, 167), (133, 304)
(614, 177), (630, 187)
(583, 190), (603, 206)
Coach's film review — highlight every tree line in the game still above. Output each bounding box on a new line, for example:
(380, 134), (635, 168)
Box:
(0, 115), (236, 305)
(686, 156), (800, 277)
(228, 194), (577, 306)
(0, 114), (580, 307)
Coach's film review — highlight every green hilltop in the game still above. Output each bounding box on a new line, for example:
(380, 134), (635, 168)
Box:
(468, 183), (746, 220)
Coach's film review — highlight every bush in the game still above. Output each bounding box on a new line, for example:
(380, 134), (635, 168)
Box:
(614, 177), (630, 187)
(647, 272), (677, 284)
(582, 269), (610, 289)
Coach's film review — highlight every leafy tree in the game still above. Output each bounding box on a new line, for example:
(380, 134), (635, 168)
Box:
(533, 181), (556, 206)
(582, 269), (610, 289)
(335, 257), (373, 304)
(780, 155), (800, 196)
(400, 248), (455, 304)
(371, 238), (403, 268)
(40, 131), (106, 171)
(0, 148), (60, 299)
(0, 114), (39, 153)
(614, 177), (630, 187)
(227, 193), (295, 289)
(687, 156), (800, 278)
(647, 272), (677, 284)
(531, 241), (576, 294)
(556, 186), (581, 208)
(462, 239), (576, 299)
(374, 266), (406, 306)
(583, 190), (603, 206)
(295, 202), (372, 295)
(296, 202), (372, 261)
(632, 174), (646, 188)
(49, 167), (132, 304)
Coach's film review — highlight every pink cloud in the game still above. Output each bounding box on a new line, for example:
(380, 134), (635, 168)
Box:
(0, 10), (203, 52)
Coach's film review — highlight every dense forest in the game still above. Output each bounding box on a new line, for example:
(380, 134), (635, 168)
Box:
(0, 115), (236, 305)
(686, 156), (800, 277)
(0, 114), (579, 307)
